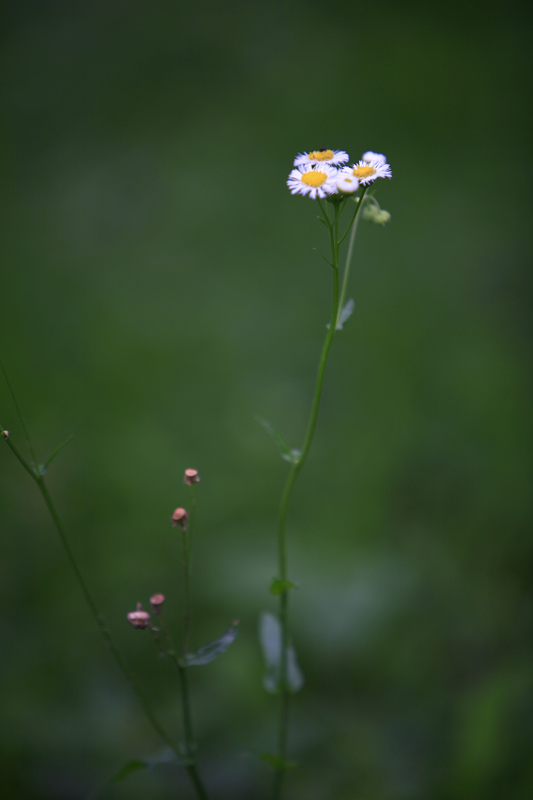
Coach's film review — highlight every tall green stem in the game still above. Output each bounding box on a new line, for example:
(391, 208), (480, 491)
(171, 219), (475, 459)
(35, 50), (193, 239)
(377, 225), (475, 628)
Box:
(272, 202), (342, 800)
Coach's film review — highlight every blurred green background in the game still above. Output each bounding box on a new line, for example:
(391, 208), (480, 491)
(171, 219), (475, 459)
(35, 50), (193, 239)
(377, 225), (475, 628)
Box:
(1, 1), (532, 798)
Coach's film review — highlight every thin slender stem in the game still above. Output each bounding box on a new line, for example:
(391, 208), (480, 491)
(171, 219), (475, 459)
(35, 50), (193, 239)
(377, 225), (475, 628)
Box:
(1, 429), (39, 480)
(0, 360), (39, 468)
(0, 439), (180, 755)
(181, 483), (197, 654)
(181, 525), (192, 656)
(273, 204), (341, 799)
(152, 614), (209, 800)
(172, 482), (210, 799)
(2, 424), (211, 799)
(35, 478), (182, 755)
(336, 185), (368, 329)
(178, 664), (196, 756)
(184, 761), (210, 800)
(2, 373), (184, 754)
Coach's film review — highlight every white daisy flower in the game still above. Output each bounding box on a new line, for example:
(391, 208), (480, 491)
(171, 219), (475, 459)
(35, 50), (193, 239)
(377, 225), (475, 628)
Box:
(362, 151), (387, 165)
(336, 173), (359, 194)
(287, 163), (339, 199)
(294, 148), (349, 167)
(343, 159), (392, 186)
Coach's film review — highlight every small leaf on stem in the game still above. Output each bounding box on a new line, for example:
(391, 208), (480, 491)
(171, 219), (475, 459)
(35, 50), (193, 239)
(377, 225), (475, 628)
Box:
(259, 753), (298, 771)
(259, 611), (304, 694)
(181, 621), (239, 667)
(112, 760), (147, 782)
(336, 298), (356, 330)
(112, 750), (183, 782)
(43, 433), (74, 470)
(255, 416), (298, 463)
(269, 578), (296, 596)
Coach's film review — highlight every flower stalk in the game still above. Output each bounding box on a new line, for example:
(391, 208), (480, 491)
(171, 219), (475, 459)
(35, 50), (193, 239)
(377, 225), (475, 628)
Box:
(273, 150), (387, 797)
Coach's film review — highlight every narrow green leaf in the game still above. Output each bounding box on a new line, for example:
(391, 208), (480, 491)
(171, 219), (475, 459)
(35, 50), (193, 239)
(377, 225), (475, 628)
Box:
(112, 760), (147, 782)
(112, 750), (183, 783)
(259, 612), (304, 694)
(312, 247), (334, 267)
(336, 298), (355, 330)
(181, 621), (239, 667)
(259, 753), (298, 771)
(42, 433), (74, 471)
(255, 416), (298, 463)
(269, 578), (296, 596)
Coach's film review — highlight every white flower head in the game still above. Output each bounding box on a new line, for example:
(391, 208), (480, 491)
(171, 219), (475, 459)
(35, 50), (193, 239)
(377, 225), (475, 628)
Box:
(362, 151), (387, 165)
(287, 163), (339, 199)
(336, 173), (359, 194)
(294, 148), (349, 167)
(344, 159), (392, 186)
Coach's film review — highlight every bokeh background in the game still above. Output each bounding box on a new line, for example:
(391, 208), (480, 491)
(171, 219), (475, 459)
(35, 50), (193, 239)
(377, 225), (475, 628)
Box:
(1, 1), (532, 798)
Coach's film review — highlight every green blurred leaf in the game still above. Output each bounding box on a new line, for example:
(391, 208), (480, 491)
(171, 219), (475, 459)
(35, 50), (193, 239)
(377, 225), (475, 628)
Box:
(42, 433), (74, 471)
(259, 753), (298, 771)
(112, 750), (182, 782)
(269, 578), (296, 596)
(452, 661), (532, 792)
(181, 621), (239, 666)
(259, 611), (304, 694)
(255, 416), (299, 463)
(112, 760), (147, 782)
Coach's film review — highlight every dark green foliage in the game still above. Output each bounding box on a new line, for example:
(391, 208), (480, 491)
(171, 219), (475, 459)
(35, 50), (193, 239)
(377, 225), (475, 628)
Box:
(1, 1), (532, 799)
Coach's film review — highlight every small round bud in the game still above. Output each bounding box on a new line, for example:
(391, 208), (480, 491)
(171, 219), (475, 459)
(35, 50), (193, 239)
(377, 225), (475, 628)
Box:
(362, 150), (387, 165)
(172, 507), (189, 529)
(337, 173), (359, 195)
(362, 204), (391, 225)
(1, 431), (9, 439)
(326, 191), (344, 204)
(127, 602), (151, 629)
(184, 468), (200, 486)
(150, 593), (166, 613)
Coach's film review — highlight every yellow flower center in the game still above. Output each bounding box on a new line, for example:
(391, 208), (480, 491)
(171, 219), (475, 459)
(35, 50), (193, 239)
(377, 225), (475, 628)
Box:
(301, 171), (328, 187)
(308, 149), (334, 161)
(352, 164), (376, 179)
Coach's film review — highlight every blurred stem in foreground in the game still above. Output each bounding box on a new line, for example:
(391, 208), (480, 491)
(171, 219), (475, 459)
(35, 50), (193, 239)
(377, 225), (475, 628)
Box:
(272, 188), (367, 800)
(0, 363), (211, 800)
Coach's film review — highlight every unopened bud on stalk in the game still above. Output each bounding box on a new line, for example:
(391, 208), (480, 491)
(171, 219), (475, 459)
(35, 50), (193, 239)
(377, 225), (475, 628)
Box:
(336, 173), (359, 194)
(362, 204), (391, 225)
(150, 593), (166, 613)
(172, 507), (189, 529)
(1, 431), (9, 439)
(184, 468), (200, 486)
(127, 602), (151, 629)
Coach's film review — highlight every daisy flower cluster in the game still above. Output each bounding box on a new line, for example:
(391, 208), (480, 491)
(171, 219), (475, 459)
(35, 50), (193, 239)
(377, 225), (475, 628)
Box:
(287, 148), (392, 199)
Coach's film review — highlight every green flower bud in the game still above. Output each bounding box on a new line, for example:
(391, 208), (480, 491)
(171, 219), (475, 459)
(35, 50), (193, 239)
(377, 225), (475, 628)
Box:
(362, 205), (391, 225)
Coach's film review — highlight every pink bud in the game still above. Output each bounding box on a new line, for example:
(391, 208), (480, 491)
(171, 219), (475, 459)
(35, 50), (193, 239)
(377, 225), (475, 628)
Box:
(150, 593), (166, 613)
(127, 602), (151, 629)
(184, 468), (200, 486)
(171, 507), (189, 529)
